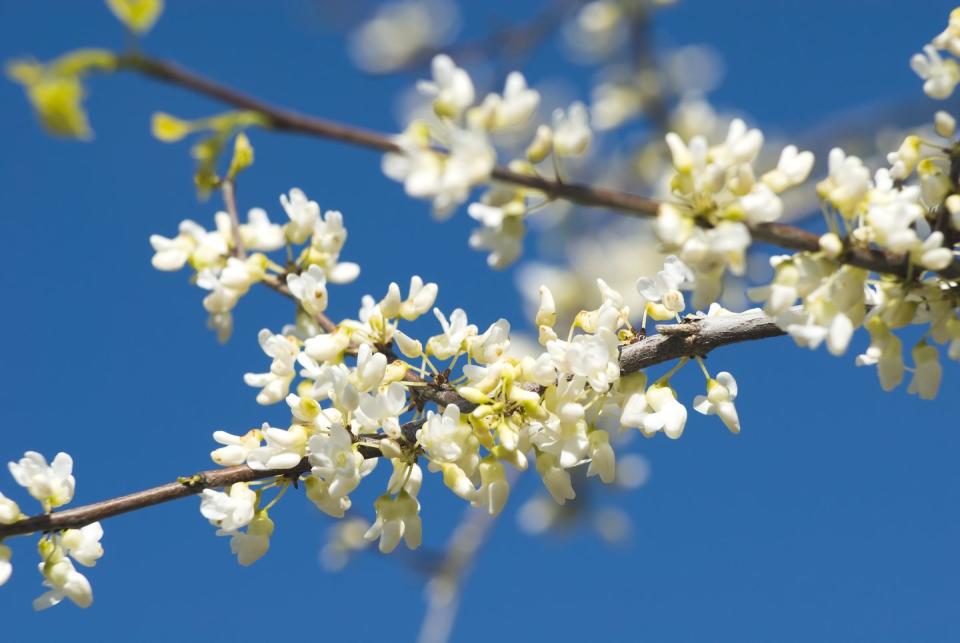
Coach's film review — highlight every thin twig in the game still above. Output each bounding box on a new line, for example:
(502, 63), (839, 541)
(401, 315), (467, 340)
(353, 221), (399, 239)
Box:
(221, 177), (247, 259)
(111, 54), (959, 281)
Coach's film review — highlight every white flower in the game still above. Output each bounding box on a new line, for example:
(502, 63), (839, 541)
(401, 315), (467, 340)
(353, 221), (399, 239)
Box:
(308, 424), (367, 498)
(210, 428), (262, 466)
(933, 8), (960, 56)
(620, 384), (688, 439)
(8, 451), (75, 510)
(240, 208), (285, 251)
(224, 511), (274, 566)
(636, 255), (694, 313)
(61, 522), (104, 567)
(247, 424), (308, 470)
(149, 226), (194, 271)
(426, 308), (477, 359)
(306, 477), (352, 518)
(0, 544), (11, 586)
(908, 343), (942, 400)
(586, 429), (616, 484)
(468, 319), (511, 364)
(380, 275), (439, 320)
(243, 329), (299, 405)
(911, 44), (960, 99)
(856, 318), (904, 391)
(417, 404), (473, 463)
(0, 491), (20, 524)
(693, 372), (741, 433)
(302, 329), (352, 364)
(474, 458), (510, 516)
(287, 264), (329, 318)
(33, 556), (92, 610)
(817, 148), (871, 217)
(364, 491), (422, 553)
(552, 101), (592, 157)
(200, 483), (256, 532)
(762, 145), (815, 192)
(281, 188), (320, 244)
(354, 383), (407, 437)
(382, 125), (495, 218)
(311, 210), (361, 284)
(547, 330), (620, 392)
(532, 376), (590, 467)
(534, 451), (576, 505)
(417, 54), (475, 118)
(348, 0), (460, 73)
(913, 231), (954, 271)
(469, 71), (540, 130)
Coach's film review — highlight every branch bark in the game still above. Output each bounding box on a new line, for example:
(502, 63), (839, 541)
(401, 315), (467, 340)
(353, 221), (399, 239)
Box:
(0, 308), (785, 541)
(113, 54), (959, 281)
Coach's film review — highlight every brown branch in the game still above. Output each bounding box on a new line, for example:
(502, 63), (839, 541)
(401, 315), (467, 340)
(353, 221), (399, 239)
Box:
(112, 54), (959, 281)
(0, 307), (787, 541)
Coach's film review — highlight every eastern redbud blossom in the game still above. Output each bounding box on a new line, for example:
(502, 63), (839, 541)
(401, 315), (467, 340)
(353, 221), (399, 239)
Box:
(247, 424), (309, 470)
(308, 424), (370, 498)
(280, 187), (320, 244)
(586, 430), (616, 483)
(61, 522), (105, 567)
(468, 71), (540, 131)
(621, 383), (688, 439)
(226, 511), (274, 566)
(426, 308), (478, 359)
(418, 405), (473, 463)
(200, 483), (256, 532)
(244, 329), (299, 405)
(474, 458), (510, 516)
(911, 44), (960, 99)
(33, 552), (93, 611)
(287, 264), (329, 318)
(534, 451), (576, 504)
(417, 54), (475, 118)
(636, 255), (694, 316)
(8, 451), (75, 511)
(365, 491), (422, 553)
(552, 101), (593, 156)
(908, 343), (943, 400)
(0, 544), (10, 587)
(210, 427), (263, 466)
(693, 372), (741, 434)
(0, 491), (21, 524)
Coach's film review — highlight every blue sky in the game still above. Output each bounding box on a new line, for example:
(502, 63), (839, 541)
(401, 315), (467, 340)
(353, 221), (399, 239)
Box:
(0, 1), (958, 641)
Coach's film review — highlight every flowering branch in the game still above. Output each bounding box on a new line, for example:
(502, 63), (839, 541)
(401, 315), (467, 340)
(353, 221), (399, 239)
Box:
(112, 53), (959, 281)
(0, 307), (784, 541)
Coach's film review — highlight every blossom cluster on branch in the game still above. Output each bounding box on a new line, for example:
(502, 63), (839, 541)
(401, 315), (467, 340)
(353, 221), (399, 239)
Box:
(1, 0), (958, 615)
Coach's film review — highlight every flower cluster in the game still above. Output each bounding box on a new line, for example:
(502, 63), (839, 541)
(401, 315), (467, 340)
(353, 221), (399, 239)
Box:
(748, 105), (959, 398)
(383, 54), (595, 268)
(150, 187), (359, 342)
(656, 118), (815, 307)
(191, 240), (741, 560)
(912, 8), (960, 99)
(0, 451), (105, 610)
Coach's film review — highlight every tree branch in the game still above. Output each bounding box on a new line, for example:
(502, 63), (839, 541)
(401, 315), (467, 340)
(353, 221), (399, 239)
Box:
(0, 307), (786, 541)
(113, 54), (959, 281)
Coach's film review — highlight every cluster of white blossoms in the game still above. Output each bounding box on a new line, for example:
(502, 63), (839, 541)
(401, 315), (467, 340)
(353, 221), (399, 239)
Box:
(0, 451), (105, 610)
(186, 207), (742, 560)
(657, 118), (815, 308)
(746, 109), (959, 398)
(150, 187), (359, 342)
(383, 54), (595, 268)
(912, 8), (960, 99)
